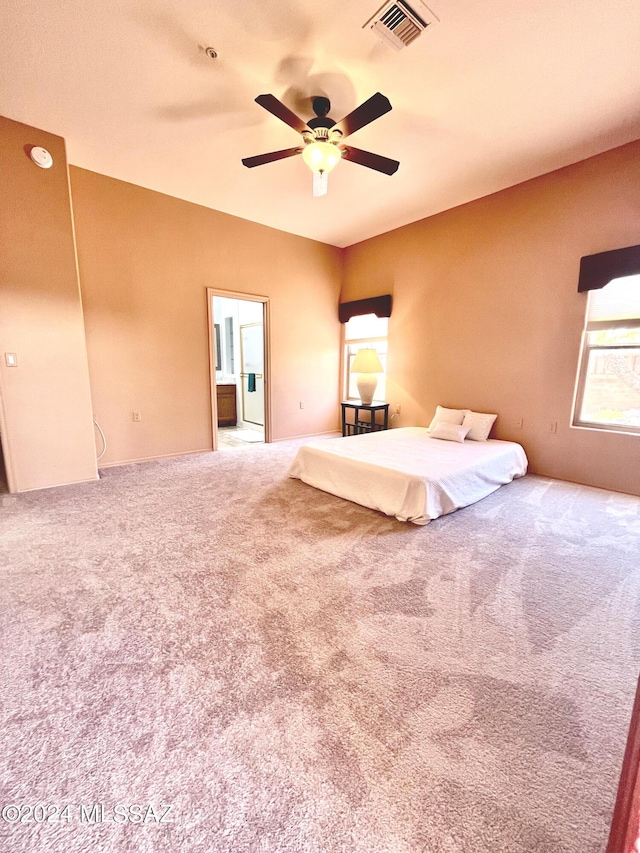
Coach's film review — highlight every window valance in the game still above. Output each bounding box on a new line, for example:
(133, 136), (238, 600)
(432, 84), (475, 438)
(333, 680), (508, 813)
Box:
(578, 245), (640, 293)
(338, 295), (392, 323)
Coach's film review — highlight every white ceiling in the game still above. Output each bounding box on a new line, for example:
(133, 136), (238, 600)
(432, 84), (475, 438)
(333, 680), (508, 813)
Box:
(2, 0), (640, 247)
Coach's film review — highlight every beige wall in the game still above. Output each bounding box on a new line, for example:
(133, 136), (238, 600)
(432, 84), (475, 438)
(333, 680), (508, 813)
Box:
(342, 139), (640, 496)
(0, 117), (98, 492)
(69, 168), (342, 466)
(2, 112), (638, 496)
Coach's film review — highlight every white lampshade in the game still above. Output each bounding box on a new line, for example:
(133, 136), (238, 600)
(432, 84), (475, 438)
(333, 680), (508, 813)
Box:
(350, 348), (384, 405)
(350, 348), (384, 374)
(302, 142), (341, 174)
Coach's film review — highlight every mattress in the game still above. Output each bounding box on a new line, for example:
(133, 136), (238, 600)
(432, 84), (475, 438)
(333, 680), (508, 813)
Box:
(288, 427), (528, 525)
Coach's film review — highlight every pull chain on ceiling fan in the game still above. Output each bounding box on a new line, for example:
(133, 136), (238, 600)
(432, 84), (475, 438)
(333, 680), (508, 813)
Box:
(242, 92), (399, 197)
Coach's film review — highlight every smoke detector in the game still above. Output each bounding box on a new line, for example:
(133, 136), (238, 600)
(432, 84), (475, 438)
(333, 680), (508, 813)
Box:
(363, 0), (439, 50)
(29, 146), (54, 169)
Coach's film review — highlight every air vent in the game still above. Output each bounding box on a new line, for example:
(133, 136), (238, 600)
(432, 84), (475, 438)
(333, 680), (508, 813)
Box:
(363, 0), (439, 50)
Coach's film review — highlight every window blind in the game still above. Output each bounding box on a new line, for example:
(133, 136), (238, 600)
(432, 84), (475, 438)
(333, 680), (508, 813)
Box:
(586, 274), (640, 330)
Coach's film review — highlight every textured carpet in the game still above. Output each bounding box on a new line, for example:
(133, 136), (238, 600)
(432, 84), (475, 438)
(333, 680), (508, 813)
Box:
(0, 439), (639, 853)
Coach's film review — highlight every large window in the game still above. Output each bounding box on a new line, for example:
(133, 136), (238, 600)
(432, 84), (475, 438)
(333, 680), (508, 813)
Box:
(573, 275), (640, 434)
(343, 313), (388, 402)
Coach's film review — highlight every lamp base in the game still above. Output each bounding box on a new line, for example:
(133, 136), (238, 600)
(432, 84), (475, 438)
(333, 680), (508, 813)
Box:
(357, 374), (377, 406)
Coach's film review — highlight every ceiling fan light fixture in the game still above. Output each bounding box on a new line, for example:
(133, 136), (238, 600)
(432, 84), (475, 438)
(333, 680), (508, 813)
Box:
(302, 141), (341, 174)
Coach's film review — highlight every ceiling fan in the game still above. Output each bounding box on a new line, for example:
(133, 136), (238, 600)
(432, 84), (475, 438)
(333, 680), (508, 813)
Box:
(242, 92), (400, 197)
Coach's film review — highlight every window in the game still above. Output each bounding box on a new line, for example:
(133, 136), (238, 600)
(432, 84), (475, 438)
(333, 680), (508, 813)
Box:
(343, 313), (388, 402)
(573, 275), (640, 434)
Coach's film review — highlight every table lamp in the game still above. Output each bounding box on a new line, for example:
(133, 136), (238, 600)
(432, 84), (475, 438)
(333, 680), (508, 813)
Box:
(350, 348), (384, 405)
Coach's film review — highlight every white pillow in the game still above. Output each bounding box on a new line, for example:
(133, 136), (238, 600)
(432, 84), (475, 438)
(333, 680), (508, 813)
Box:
(462, 410), (497, 441)
(429, 422), (471, 443)
(427, 405), (467, 432)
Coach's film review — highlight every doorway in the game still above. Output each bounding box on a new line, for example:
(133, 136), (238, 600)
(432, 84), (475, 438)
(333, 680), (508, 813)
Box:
(207, 289), (270, 450)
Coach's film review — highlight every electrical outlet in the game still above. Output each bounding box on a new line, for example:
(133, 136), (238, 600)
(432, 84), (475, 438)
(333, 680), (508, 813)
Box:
(299, 401), (305, 410)
(547, 420), (557, 433)
(133, 411), (142, 422)
(515, 417), (523, 429)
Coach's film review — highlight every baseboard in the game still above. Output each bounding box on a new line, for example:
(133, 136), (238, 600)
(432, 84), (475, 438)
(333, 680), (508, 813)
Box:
(14, 474), (100, 494)
(527, 469), (640, 499)
(99, 448), (213, 470)
(272, 430), (341, 443)
(98, 435), (339, 470)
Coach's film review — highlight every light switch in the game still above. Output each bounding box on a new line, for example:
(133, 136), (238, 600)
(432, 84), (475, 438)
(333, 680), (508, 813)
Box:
(5, 353), (17, 367)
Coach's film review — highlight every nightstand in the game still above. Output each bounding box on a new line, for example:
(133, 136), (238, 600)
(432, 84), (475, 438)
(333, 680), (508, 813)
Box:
(341, 402), (390, 437)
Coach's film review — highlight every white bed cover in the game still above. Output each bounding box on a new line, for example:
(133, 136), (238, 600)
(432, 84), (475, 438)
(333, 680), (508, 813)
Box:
(288, 427), (528, 525)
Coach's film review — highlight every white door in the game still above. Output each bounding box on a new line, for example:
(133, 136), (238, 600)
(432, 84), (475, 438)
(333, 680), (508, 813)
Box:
(240, 322), (264, 426)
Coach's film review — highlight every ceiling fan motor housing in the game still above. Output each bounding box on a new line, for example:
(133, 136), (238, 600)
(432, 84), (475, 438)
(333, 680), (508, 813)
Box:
(312, 96), (331, 117)
(308, 117), (336, 130)
(307, 96), (338, 131)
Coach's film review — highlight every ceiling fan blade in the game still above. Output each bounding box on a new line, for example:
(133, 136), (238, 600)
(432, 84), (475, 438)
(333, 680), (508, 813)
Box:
(332, 93), (392, 139)
(340, 146), (400, 176)
(242, 147), (303, 168)
(254, 94), (310, 134)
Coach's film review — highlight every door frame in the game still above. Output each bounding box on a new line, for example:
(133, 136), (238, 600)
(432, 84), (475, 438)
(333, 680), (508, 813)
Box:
(0, 387), (17, 493)
(206, 288), (271, 451)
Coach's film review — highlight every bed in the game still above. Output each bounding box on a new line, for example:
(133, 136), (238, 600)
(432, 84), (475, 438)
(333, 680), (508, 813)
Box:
(288, 427), (528, 525)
